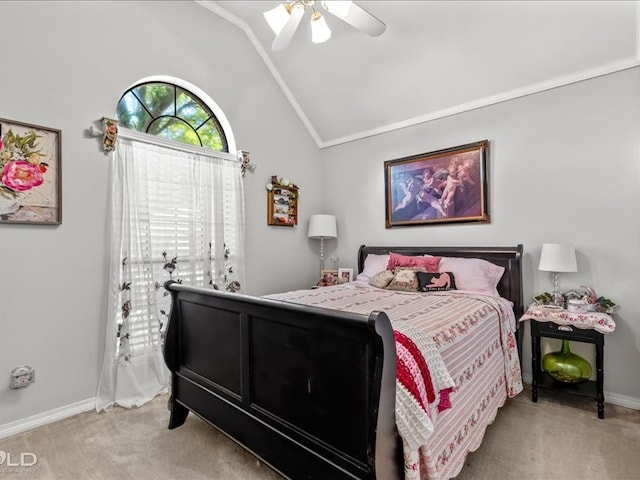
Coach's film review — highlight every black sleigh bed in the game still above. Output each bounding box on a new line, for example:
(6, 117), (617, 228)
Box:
(162, 245), (524, 480)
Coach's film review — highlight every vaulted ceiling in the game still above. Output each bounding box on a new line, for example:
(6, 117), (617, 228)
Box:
(198, 1), (639, 148)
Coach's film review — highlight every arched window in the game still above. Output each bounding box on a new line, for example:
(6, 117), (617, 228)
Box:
(97, 77), (244, 411)
(116, 80), (229, 152)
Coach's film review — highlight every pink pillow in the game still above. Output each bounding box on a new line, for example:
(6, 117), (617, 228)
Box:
(437, 256), (505, 296)
(355, 254), (390, 281)
(387, 252), (441, 273)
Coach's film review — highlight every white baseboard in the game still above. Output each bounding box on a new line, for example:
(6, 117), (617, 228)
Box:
(603, 392), (640, 410)
(1, 376), (639, 441)
(0, 397), (95, 440)
(521, 373), (640, 410)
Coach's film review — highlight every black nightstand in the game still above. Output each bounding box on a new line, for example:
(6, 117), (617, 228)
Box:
(530, 319), (605, 418)
(520, 304), (616, 419)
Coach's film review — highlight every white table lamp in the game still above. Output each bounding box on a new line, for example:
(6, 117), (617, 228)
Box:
(308, 214), (337, 270)
(539, 243), (577, 306)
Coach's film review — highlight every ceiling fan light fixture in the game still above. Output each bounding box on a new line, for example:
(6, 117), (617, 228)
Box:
(311, 11), (331, 44)
(265, 0), (383, 50)
(321, 1), (353, 19)
(322, 0), (385, 37)
(271, 3), (306, 51)
(264, 3), (292, 36)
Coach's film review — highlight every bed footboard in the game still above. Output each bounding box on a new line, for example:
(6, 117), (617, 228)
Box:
(163, 281), (400, 480)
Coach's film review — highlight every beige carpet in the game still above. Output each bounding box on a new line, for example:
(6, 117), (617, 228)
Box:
(1, 386), (639, 480)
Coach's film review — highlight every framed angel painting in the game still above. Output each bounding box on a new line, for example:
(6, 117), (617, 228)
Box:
(384, 140), (489, 228)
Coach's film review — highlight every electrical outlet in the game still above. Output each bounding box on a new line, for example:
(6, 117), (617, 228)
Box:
(10, 365), (35, 389)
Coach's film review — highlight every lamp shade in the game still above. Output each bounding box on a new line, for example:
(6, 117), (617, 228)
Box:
(311, 12), (332, 44)
(308, 214), (337, 239)
(539, 243), (577, 272)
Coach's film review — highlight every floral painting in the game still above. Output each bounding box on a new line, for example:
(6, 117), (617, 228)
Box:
(0, 118), (62, 225)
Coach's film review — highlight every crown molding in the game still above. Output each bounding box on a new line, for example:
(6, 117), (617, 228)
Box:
(198, 1), (640, 150)
(195, 1), (323, 147)
(321, 56), (640, 148)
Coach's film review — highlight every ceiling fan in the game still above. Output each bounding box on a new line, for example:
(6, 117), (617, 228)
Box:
(263, 1), (386, 51)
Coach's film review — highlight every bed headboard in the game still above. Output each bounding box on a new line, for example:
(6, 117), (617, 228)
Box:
(357, 244), (524, 320)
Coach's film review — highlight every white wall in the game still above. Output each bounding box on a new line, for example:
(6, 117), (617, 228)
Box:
(2, 0), (638, 429)
(320, 67), (640, 404)
(0, 1), (322, 426)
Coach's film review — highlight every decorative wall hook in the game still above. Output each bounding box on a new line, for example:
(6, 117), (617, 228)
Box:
(88, 125), (103, 137)
(102, 117), (119, 154)
(88, 118), (119, 155)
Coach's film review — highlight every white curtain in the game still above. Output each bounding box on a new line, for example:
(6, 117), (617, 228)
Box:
(96, 132), (245, 411)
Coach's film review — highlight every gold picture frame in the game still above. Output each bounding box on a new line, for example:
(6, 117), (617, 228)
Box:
(384, 140), (489, 228)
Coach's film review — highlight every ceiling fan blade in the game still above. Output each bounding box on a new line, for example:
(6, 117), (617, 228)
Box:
(323, 1), (386, 37)
(272, 5), (305, 51)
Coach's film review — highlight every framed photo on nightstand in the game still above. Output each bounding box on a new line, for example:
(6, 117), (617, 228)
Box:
(318, 269), (338, 287)
(338, 268), (353, 283)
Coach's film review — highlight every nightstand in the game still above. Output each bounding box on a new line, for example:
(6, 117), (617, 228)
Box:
(519, 304), (616, 419)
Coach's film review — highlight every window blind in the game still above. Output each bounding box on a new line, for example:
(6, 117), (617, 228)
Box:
(112, 136), (244, 358)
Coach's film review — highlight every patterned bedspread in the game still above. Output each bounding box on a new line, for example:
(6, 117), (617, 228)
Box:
(266, 281), (523, 480)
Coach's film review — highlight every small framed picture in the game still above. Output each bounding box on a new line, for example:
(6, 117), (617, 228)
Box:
(267, 184), (298, 227)
(318, 269), (338, 286)
(338, 268), (354, 283)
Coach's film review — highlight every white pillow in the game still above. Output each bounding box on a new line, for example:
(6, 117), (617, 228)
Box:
(437, 256), (505, 296)
(355, 254), (390, 281)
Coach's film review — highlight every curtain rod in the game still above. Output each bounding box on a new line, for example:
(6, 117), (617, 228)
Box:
(89, 123), (239, 162)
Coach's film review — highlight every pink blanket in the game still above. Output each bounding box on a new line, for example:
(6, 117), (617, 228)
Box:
(266, 283), (523, 480)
